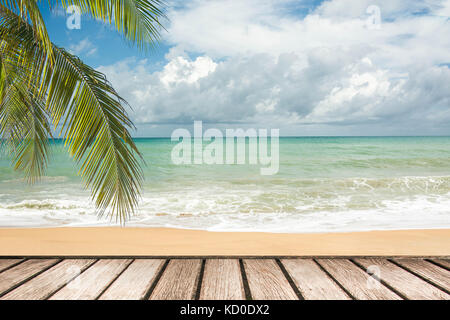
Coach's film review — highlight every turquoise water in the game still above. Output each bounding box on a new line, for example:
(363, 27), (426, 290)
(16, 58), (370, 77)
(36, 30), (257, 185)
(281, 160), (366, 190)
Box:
(0, 137), (449, 232)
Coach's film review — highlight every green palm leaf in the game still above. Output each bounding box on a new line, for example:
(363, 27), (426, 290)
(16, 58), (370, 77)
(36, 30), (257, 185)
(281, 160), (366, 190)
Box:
(0, 42), (51, 182)
(0, 1), (166, 222)
(58, 0), (166, 50)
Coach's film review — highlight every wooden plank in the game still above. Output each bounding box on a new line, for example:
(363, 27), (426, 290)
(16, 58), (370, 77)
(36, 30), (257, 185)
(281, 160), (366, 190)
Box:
(355, 258), (450, 300)
(0, 259), (23, 273)
(431, 259), (450, 270)
(1, 259), (96, 300)
(0, 259), (59, 296)
(200, 259), (245, 300)
(99, 259), (165, 300)
(281, 259), (350, 300)
(49, 259), (131, 300)
(393, 259), (450, 292)
(150, 259), (201, 300)
(243, 259), (298, 300)
(317, 259), (401, 300)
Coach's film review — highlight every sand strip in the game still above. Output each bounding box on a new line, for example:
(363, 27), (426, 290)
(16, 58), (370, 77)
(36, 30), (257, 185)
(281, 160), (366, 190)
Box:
(0, 228), (449, 256)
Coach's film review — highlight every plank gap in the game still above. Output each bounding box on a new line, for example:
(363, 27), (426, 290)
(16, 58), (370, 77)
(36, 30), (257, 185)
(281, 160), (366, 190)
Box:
(48, 259), (132, 300)
(149, 259), (202, 300)
(281, 259), (350, 300)
(0, 259), (61, 298)
(0, 259), (26, 274)
(313, 259), (355, 300)
(389, 259), (450, 295)
(350, 259), (408, 300)
(95, 259), (135, 300)
(426, 259), (450, 272)
(239, 259), (252, 300)
(276, 259), (304, 300)
(194, 259), (206, 300)
(142, 259), (170, 300)
(2, 259), (97, 300)
(45, 259), (99, 300)
(243, 260), (298, 300)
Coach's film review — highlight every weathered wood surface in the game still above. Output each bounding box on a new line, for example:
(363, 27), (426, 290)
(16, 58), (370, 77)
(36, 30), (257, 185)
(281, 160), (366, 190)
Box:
(431, 259), (450, 270)
(316, 258), (401, 300)
(200, 259), (245, 300)
(243, 259), (298, 300)
(49, 259), (132, 300)
(354, 258), (450, 300)
(0, 257), (449, 300)
(0, 259), (59, 297)
(150, 259), (202, 300)
(1, 259), (96, 300)
(281, 259), (350, 300)
(393, 259), (450, 292)
(100, 259), (165, 300)
(0, 259), (23, 273)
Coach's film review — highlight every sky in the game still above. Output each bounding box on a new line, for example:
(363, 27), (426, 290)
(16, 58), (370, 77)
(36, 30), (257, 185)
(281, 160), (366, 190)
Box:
(41, 0), (450, 137)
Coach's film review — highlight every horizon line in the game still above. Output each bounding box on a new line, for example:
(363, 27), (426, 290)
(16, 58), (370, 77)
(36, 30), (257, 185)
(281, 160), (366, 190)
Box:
(37, 135), (450, 140)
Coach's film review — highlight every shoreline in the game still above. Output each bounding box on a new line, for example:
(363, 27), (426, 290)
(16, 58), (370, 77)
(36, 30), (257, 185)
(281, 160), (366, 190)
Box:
(0, 227), (449, 256)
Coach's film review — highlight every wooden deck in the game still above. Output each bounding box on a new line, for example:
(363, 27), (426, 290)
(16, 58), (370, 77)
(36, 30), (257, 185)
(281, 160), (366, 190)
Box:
(0, 257), (449, 300)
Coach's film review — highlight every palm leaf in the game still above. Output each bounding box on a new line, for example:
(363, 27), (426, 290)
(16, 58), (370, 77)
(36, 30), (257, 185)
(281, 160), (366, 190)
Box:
(47, 47), (144, 222)
(58, 0), (167, 50)
(0, 43), (51, 182)
(0, 1), (54, 64)
(0, 2), (164, 222)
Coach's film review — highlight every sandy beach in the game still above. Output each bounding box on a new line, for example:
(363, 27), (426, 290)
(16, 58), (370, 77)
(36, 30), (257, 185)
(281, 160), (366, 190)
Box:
(0, 227), (449, 256)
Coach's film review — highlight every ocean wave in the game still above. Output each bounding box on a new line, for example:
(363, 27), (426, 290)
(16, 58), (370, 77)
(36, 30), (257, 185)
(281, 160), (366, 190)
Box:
(0, 175), (449, 232)
(2, 176), (69, 183)
(0, 199), (90, 211)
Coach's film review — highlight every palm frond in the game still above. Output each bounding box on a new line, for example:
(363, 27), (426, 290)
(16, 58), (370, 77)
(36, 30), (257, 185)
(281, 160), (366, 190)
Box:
(0, 46), (51, 182)
(0, 5), (146, 222)
(58, 0), (167, 50)
(0, 1), (54, 64)
(47, 47), (144, 222)
(0, 1), (168, 222)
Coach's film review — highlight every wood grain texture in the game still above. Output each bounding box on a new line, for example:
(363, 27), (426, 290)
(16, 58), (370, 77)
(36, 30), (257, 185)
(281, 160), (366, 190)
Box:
(317, 259), (401, 300)
(0, 259), (23, 273)
(49, 259), (131, 300)
(244, 259), (298, 300)
(355, 258), (450, 300)
(1, 259), (96, 300)
(431, 259), (450, 270)
(150, 259), (201, 300)
(393, 259), (450, 292)
(0, 259), (59, 296)
(200, 259), (245, 300)
(281, 259), (350, 300)
(1, 257), (449, 300)
(99, 259), (165, 300)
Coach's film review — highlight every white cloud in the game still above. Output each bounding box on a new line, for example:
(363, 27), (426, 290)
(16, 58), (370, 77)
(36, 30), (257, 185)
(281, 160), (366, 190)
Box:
(165, 0), (450, 67)
(434, 0), (450, 16)
(69, 38), (98, 57)
(160, 56), (217, 86)
(98, 0), (450, 135)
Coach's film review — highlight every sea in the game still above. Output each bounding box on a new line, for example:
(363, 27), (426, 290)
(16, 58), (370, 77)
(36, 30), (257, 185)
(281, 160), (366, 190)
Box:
(0, 136), (449, 233)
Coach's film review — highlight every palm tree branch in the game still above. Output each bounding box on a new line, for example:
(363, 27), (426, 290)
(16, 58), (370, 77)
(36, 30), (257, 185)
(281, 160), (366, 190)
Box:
(0, 49), (51, 182)
(0, 1), (54, 64)
(57, 0), (167, 50)
(1, 7), (144, 222)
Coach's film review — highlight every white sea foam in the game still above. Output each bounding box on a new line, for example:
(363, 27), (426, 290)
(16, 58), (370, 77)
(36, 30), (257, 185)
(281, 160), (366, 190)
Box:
(0, 177), (449, 233)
